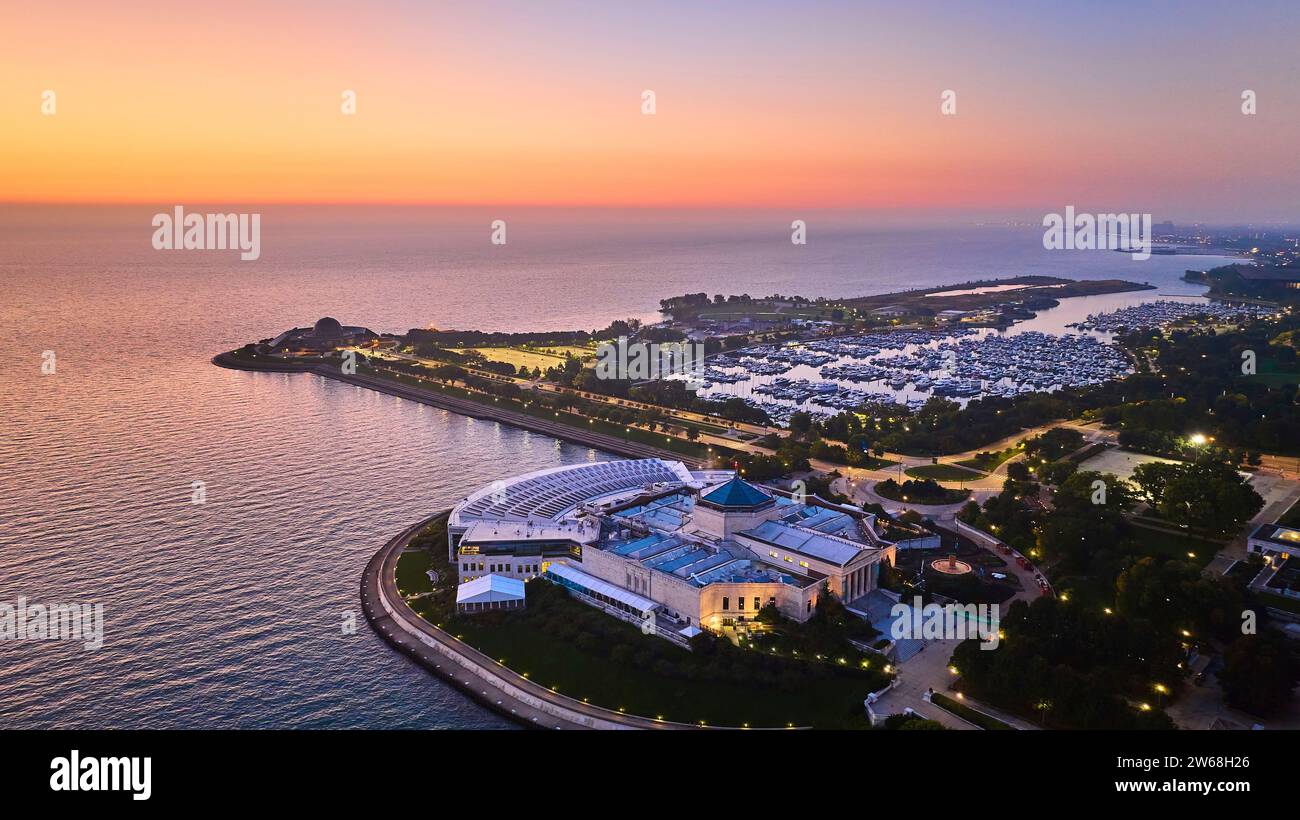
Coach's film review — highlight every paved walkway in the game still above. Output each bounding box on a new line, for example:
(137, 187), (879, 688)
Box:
(867, 521), (1049, 729)
(877, 638), (971, 729)
(360, 516), (586, 729)
(219, 353), (709, 467)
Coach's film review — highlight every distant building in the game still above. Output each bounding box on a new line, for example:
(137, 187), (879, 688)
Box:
(449, 460), (898, 643)
(870, 305), (910, 318)
(265, 317), (378, 354)
(936, 309), (974, 323)
(1238, 268), (1300, 290)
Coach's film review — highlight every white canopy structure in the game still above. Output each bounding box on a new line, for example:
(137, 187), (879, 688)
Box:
(456, 574), (526, 613)
(545, 564), (658, 617)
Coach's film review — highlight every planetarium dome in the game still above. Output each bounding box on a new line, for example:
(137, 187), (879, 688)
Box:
(312, 317), (344, 338)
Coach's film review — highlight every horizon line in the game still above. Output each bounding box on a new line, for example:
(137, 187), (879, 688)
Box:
(3, 199), (1296, 227)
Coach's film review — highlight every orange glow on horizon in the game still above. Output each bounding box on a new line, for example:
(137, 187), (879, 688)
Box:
(1, 2), (1297, 218)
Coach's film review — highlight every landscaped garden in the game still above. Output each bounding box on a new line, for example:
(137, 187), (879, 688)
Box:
(886, 538), (1020, 606)
(874, 477), (969, 505)
(361, 360), (734, 462)
(904, 463), (983, 482)
(955, 446), (1021, 473)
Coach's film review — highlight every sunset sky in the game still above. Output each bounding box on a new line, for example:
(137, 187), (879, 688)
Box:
(2, 0), (1298, 221)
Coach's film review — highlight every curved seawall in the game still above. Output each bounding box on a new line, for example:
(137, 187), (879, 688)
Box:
(359, 514), (705, 730)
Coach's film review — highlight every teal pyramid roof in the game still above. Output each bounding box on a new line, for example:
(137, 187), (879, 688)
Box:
(699, 476), (773, 509)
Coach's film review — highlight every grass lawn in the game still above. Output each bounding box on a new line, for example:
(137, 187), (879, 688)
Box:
(674, 418), (732, 436)
(1127, 526), (1223, 565)
(852, 455), (899, 470)
(874, 480), (969, 505)
(450, 586), (887, 729)
(956, 447), (1019, 473)
(905, 463), (983, 482)
(931, 693), (1014, 730)
(535, 344), (596, 359)
(395, 550), (434, 596)
(398, 514), (888, 728)
(364, 364), (731, 462)
(1243, 358), (1300, 388)
(470, 346), (570, 372)
(695, 306), (828, 321)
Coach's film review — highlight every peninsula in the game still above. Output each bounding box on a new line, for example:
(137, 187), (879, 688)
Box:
(215, 273), (1300, 731)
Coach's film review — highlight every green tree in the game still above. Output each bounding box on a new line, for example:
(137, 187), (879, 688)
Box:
(788, 411), (814, 437)
(1132, 461), (1178, 508)
(1218, 633), (1300, 716)
(889, 716), (946, 730)
(1115, 557), (1243, 637)
(755, 602), (781, 625)
(1155, 460), (1263, 534)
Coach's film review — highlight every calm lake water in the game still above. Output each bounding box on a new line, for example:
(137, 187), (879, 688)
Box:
(0, 206), (1233, 728)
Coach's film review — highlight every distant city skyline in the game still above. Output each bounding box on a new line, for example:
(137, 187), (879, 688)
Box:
(2, 1), (1299, 222)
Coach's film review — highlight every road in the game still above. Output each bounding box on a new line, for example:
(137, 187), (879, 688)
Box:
(340, 367), (711, 467)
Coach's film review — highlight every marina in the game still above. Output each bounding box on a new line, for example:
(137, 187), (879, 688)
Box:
(1068, 299), (1278, 333)
(695, 290), (1275, 423)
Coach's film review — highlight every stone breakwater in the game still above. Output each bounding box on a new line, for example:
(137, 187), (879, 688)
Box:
(211, 352), (703, 467)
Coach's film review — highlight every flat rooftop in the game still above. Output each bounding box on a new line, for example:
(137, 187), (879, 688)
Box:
(605, 531), (682, 559)
(460, 519), (594, 544)
(596, 528), (818, 588)
(738, 520), (866, 567)
(611, 492), (695, 531)
(1250, 522), (1300, 550)
(691, 558), (819, 588)
(775, 502), (859, 539)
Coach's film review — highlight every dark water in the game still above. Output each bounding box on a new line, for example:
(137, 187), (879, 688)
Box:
(0, 206), (1231, 728)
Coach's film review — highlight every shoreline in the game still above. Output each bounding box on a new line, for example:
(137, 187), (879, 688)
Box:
(212, 352), (706, 467)
(212, 278), (1214, 455)
(662, 275), (1159, 327)
(359, 512), (711, 730)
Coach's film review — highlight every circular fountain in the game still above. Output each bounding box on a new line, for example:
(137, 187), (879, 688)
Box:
(929, 554), (973, 575)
